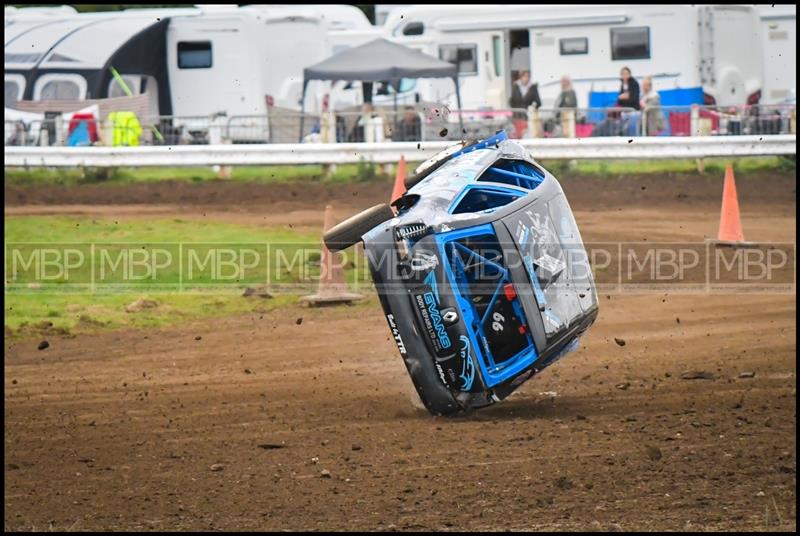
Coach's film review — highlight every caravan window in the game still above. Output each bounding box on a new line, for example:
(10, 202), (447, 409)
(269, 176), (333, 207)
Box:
(5, 75), (25, 107)
(34, 74), (86, 101)
(560, 37), (588, 56)
(40, 81), (81, 100)
(402, 22), (424, 36)
(5, 80), (20, 107)
(375, 79), (417, 96)
(610, 27), (650, 60)
(108, 75), (142, 98)
(439, 44), (478, 76)
(178, 41), (212, 69)
(492, 36), (502, 77)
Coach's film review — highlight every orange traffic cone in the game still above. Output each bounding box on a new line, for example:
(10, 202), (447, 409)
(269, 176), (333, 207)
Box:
(707, 164), (756, 247)
(300, 205), (363, 306)
(390, 155), (407, 211)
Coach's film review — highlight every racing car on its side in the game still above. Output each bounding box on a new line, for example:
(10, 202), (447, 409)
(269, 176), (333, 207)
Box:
(324, 131), (598, 415)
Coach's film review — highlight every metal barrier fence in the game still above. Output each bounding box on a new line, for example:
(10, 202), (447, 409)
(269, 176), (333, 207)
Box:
(644, 104), (796, 137)
(6, 136), (796, 168)
(5, 104), (796, 147)
(5, 116), (149, 147)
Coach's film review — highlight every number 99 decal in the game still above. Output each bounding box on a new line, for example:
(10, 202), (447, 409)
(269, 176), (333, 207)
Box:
(492, 312), (505, 332)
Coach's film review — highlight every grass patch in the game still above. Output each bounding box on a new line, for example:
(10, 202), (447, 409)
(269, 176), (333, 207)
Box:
(5, 215), (315, 243)
(5, 156), (792, 187)
(5, 293), (298, 338)
(4, 215), (374, 338)
(540, 156), (795, 177)
(4, 162), (390, 186)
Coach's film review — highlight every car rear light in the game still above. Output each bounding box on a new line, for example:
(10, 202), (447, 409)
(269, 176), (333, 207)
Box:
(703, 92), (716, 106)
(747, 90), (761, 106)
(503, 283), (516, 301)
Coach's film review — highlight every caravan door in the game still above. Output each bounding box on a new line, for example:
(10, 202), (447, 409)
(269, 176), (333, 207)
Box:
(711, 6), (763, 106)
(438, 33), (507, 109)
(759, 6), (796, 104)
(485, 32), (507, 109)
(167, 15), (262, 118)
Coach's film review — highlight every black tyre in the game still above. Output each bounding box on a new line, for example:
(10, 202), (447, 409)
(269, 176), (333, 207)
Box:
(323, 203), (395, 252)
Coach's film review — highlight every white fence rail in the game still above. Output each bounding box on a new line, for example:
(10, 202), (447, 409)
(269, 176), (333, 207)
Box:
(4, 135), (796, 168)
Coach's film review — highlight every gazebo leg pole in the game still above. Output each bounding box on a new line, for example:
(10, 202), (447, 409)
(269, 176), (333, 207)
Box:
(454, 76), (464, 139)
(298, 82), (307, 143)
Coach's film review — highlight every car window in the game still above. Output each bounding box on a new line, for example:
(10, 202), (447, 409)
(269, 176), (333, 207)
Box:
(502, 193), (595, 339)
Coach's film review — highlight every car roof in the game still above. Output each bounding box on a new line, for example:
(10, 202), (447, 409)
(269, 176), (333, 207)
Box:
(395, 136), (551, 232)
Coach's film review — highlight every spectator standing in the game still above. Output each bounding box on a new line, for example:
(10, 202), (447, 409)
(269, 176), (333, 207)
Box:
(640, 76), (665, 135)
(554, 75), (578, 110)
(616, 66), (641, 110)
(510, 70), (541, 110)
(350, 103), (376, 142)
(510, 70), (541, 137)
(616, 66), (641, 136)
(545, 74), (579, 134)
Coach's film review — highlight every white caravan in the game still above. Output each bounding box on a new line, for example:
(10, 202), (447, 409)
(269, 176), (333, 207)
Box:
(4, 5), (370, 117)
(380, 4), (765, 110)
(756, 4), (796, 104)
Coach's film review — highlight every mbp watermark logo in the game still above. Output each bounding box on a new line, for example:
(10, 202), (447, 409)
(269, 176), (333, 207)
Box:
(269, 242), (368, 294)
(95, 244), (178, 287)
(8, 246), (88, 283)
(182, 244), (268, 289)
(3, 240), (794, 295)
(709, 244), (794, 292)
(621, 243), (707, 292)
(582, 241), (795, 294)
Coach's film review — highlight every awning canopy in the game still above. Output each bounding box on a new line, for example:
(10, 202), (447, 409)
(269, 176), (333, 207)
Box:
(300, 38), (463, 140)
(303, 38), (458, 82)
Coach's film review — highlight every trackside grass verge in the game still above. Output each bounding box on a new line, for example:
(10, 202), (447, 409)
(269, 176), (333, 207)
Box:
(4, 216), (376, 339)
(4, 156), (793, 186)
(4, 161), (388, 186)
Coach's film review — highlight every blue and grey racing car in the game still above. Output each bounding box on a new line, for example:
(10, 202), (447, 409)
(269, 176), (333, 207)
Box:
(324, 131), (598, 416)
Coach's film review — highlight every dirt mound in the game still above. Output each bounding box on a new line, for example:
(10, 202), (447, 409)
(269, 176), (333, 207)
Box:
(124, 298), (158, 313)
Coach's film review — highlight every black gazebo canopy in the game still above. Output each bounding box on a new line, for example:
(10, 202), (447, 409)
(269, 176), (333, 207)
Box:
(300, 38), (463, 140)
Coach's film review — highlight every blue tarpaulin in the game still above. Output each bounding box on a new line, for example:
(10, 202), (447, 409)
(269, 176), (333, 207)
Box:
(587, 91), (620, 122)
(658, 87), (704, 106)
(586, 86), (704, 124)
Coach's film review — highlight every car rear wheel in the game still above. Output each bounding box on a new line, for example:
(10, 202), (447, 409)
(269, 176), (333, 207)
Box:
(323, 203), (395, 252)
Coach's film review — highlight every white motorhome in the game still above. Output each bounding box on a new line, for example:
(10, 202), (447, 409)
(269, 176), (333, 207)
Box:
(4, 5), (78, 23)
(4, 5), (370, 117)
(756, 4), (796, 104)
(374, 4), (410, 26)
(380, 4), (765, 110)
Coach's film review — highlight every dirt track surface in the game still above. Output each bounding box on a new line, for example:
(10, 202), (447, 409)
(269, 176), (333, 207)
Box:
(4, 172), (797, 531)
(5, 169), (796, 211)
